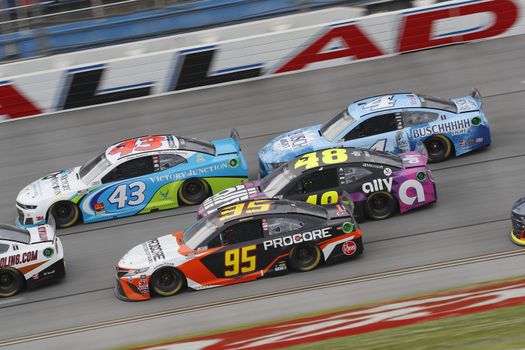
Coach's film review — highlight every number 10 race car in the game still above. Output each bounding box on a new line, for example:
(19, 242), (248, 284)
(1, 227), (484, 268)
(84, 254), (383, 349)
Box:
(16, 130), (248, 228)
(0, 220), (64, 297)
(115, 197), (361, 301)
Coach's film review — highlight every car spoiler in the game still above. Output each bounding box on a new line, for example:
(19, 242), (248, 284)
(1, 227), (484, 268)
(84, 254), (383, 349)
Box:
(326, 191), (355, 219)
(231, 128), (241, 151)
(470, 88), (482, 108)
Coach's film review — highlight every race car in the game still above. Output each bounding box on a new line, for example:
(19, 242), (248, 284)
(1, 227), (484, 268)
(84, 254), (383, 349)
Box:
(16, 130), (248, 228)
(259, 90), (490, 176)
(510, 198), (525, 246)
(0, 220), (65, 297)
(115, 197), (362, 301)
(199, 147), (436, 221)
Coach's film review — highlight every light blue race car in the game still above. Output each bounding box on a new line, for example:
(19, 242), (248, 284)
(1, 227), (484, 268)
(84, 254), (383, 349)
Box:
(259, 90), (490, 176)
(16, 130), (248, 228)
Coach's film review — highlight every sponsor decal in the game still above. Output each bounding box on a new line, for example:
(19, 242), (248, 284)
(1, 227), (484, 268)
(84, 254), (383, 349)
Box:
(412, 119), (471, 138)
(362, 163), (383, 169)
(476, 137), (484, 144)
(160, 190), (169, 199)
(263, 227), (331, 250)
(43, 247), (54, 258)
(196, 154), (206, 163)
(37, 226), (48, 241)
(399, 179), (426, 205)
(32, 273), (39, 280)
(274, 261), (287, 272)
(383, 168), (392, 176)
(149, 163), (228, 183)
(143, 239), (165, 263)
(0, 251), (38, 268)
(278, 132), (311, 151)
(342, 241), (357, 256)
(42, 269), (55, 277)
(94, 202), (105, 211)
(36, 216), (44, 221)
(362, 178), (393, 194)
(228, 158), (239, 168)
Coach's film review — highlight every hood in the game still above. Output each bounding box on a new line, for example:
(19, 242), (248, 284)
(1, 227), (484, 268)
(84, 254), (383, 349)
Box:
(198, 181), (266, 218)
(450, 96), (480, 113)
(118, 234), (185, 269)
(17, 167), (86, 205)
(259, 125), (329, 164)
(512, 198), (525, 217)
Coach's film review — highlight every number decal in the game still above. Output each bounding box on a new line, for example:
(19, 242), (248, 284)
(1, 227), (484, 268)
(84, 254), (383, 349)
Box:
(107, 182), (147, 209)
(219, 201), (272, 221)
(370, 139), (387, 151)
(306, 191), (338, 205)
(294, 148), (351, 170)
(363, 96), (395, 111)
(294, 152), (319, 170)
(402, 154), (421, 164)
(224, 245), (257, 277)
(109, 136), (167, 157)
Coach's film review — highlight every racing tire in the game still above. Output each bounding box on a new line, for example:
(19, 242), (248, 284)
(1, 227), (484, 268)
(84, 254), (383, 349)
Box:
(0, 268), (24, 298)
(178, 179), (210, 206)
(150, 267), (185, 297)
(289, 244), (322, 272)
(50, 201), (80, 228)
(365, 191), (397, 220)
(424, 135), (453, 163)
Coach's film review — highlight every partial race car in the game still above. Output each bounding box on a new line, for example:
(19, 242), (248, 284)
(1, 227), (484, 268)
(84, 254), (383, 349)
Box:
(115, 197), (362, 301)
(199, 147), (436, 221)
(0, 220), (65, 297)
(16, 130), (248, 228)
(259, 90), (490, 176)
(510, 198), (525, 246)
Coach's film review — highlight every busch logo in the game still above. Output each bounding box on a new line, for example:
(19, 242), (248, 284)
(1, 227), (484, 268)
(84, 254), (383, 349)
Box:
(412, 119), (471, 138)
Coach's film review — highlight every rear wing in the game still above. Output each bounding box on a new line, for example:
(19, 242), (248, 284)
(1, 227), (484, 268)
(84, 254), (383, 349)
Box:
(231, 128), (241, 151)
(470, 88), (482, 108)
(326, 191), (355, 219)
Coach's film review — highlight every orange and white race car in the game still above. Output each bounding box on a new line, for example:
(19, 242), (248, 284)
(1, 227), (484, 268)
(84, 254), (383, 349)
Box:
(0, 220), (65, 297)
(115, 197), (363, 301)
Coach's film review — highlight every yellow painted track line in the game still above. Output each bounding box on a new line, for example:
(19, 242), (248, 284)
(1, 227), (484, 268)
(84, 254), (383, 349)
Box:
(1, 248), (524, 347)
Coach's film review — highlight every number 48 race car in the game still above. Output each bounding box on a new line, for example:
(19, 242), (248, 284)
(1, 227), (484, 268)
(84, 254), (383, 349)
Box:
(115, 197), (362, 301)
(0, 220), (64, 297)
(16, 130), (248, 228)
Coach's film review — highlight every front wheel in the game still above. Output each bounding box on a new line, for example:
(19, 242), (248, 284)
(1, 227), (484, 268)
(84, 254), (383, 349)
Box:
(289, 244), (322, 272)
(150, 267), (185, 297)
(365, 191), (397, 220)
(0, 268), (24, 298)
(424, 135), (453, 163)
(51, 201), (80, 228)
(178, 179), (210, 205)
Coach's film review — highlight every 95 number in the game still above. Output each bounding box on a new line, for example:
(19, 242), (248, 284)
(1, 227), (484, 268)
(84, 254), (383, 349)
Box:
(224, 245), (257, 277)
(219, 201), (271, 221)
(294, 148), (348, 170)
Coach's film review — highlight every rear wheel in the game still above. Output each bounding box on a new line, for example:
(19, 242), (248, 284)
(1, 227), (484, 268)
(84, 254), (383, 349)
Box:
(365, 191), (397, 220)
(424, 135), (453, 163)
(178, 179), (210, 206)
(289, 244), (322, 272)
(51, 201), (80, 228)
(150, 267), (185, 297)
(0, 268), (24, 298)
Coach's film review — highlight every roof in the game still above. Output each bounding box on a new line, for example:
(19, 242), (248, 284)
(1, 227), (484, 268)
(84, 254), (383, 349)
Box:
(348, 93), (421, 118)
(287, 147), (403, 175)
(105, 135), (179, 163)
(214, 199), (328, 224)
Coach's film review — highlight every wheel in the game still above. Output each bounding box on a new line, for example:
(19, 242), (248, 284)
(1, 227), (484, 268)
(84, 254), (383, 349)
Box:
(424, 135), (453, 163)
(51, 201), (80, 228)
(150, 267), (185, 297)
(289, 244), (322, 272)
(365, 191), (397, 220)
(178, 179), (210, 205)
(0, 268), (24, 298)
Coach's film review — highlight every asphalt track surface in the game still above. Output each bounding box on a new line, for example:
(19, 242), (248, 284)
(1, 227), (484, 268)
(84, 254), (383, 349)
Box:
(0, 34), (524, 349)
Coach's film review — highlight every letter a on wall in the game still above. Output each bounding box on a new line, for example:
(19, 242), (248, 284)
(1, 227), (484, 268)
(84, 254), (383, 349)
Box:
(0, 82), (42, 119)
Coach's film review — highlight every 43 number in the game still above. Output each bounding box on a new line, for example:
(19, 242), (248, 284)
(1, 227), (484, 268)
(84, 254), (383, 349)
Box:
(108, 181), (146, 209)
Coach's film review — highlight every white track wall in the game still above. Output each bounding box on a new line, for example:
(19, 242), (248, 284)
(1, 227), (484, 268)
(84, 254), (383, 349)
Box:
(1, 0), (524, 121)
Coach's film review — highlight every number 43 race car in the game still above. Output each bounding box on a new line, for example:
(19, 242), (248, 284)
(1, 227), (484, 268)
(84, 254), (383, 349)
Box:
(16, 130), (248, 228)
(115, 197), (362, 301)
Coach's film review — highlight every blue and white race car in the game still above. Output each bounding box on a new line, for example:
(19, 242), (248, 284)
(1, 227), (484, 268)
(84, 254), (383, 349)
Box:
(259, 90), (490, 176)
(16, 130), (248, 228)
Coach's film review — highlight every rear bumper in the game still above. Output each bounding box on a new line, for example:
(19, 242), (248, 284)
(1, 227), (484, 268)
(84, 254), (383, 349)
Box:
(26, 258), (66, 290)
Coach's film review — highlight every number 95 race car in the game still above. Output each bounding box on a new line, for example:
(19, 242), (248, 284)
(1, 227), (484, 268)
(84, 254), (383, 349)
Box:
(16, 130), (248, 228)
(115, 197), (362, 301)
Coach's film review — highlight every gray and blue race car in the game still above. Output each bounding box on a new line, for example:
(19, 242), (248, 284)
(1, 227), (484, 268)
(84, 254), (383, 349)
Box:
(259, 90), (490, 176)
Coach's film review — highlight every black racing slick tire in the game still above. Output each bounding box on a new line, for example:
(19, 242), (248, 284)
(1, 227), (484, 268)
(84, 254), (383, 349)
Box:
(289, 244), (322, 272)
(178, 179), (211, 206)
(424, 135), (453, 163)
(51, 201), (80, 228)
(150, 267), (185, 297)
(365, 191), (397, 220)
(0, 268), (24, 298)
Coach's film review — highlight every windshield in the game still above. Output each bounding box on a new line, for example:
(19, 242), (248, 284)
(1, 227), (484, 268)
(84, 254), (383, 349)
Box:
(0, 224), (30, 244)
(179, 137), (216, 155)
(260, 165), (297, 197)
(183, 219), (219, 250)
(79, 153), (112, 184)
(418, 95), (457, 113)
(320, 109), (357, 141)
